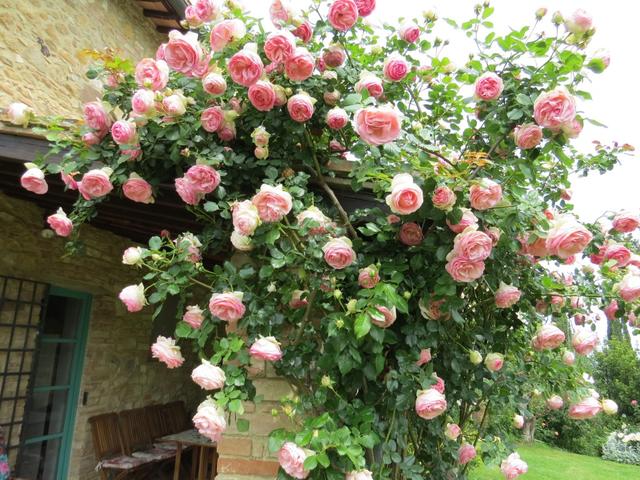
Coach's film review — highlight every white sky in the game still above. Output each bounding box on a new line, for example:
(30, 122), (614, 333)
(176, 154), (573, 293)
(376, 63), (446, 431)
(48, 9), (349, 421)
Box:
(242, 0), (639, 221)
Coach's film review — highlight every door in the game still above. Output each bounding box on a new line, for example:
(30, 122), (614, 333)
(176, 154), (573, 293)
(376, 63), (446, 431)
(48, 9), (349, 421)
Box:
(14, 286), (91, 480)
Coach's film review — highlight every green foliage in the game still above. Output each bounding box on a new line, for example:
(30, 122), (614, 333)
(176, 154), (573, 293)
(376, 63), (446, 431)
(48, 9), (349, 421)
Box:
(594, 339), (640, 418)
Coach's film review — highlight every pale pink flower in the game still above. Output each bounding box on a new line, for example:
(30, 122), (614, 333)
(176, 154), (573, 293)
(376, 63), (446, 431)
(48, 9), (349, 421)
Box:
(612, 212), (640, 233)
(183, 305), (205, 329)
(495, 282), (521, 308)
(326, 107), (349, 130)
(227, 47), (263, 87)
(500, 453), (528, 480)
(385, 173), (423, 215)
(292, 20), (313, 43)
(383, 54), (409, 82)
(399, 23), (420, 43)
(285, 48), (315, 82)
(111, 120), (137, 145)
(545, 215), (593, 259)
(135, 58), (169, 90)
(323, 45), (346, 68)
(445, 256), (485, 283)
(416, 348), (432, 367)
(83, 101), (111, 131)
(208, 291), (246, 322)
(264, 30), (296, 63)
(532, 324), (565, 350)
(322, 237), (356, 269)
(46, 208), (73, 237)
(514, 123), (543, 149)
(618, 271), (640, 302)
(453, 227), (493, 262)
(287, 92), (316, 122)
(164, 31), (203, 74)
(78, 169), (113, 200)
(533, 87), (576, 130)
(7, 102), (33, 125)
(432, 186), (457, 211)
(399, 222), (423, 246)
(122, 175), (154, 204)
(568, 396), (602, 419)
(355, 73), (384, 99)
(202, 72), (227, 96)
(547, 395), (564, 410)
(191, 359), (226, 390)
(250, 336), (283, 361)
(458, 443), (477, 465)
(21, 166), (48, 195)
(328, 0), (359, 31)
(252, 184), (293, 222)
(447, 208), (478, 233)
(278, 442), (310, 479)
(151, 336), (184, 368)
(355, 0), (376, 16)
(445, 423), (461, 440)
(296, 206), (332, 234)
(474, 72), (503, 101)
(370, 305), (396, 328)
(186, 164), (220, 194)
(572, 328), (598, 355)
(200, 106), (224, 133)
(484, 352), (504, 372)
(469, 178), (502, 210)
(565, 9), (593, 34)
(193, 399), (226, 442)
(358, 265), (380, 289)
(210, 19), (246, 52)
(119, 284), (146, 312)
(415, 388), (447, 420)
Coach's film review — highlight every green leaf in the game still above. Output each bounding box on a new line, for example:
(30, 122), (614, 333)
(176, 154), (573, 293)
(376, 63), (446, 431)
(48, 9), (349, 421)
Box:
(515, 93), (532, 106)
(316, 452), (330, 468)
(265, 228), (281, 245)
(236, 418), (250, 432)
(149, 236), (162, 250)
(354, 313), (371, 339)
(228, 399), (244, 415)
(175, 322), (191, 338)
(303, 455), (318, 470)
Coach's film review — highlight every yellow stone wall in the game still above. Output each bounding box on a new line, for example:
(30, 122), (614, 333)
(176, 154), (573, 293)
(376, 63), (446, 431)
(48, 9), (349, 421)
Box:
(0, 0), (164, 118)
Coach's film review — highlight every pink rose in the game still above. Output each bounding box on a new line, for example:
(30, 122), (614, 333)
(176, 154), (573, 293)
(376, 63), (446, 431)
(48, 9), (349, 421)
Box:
(399, 23), (420, 43)
(572, 328), (598, 355)
(47, 208), (73, 237)
(355, 106), (401, 145)
(185, 5), (202, 26)
(289, 290), (309, 309)
(297, 206), (332, 234)
(119, 283), (146, 312)
(248, 80), (276, 112)
(514, 123), (543, 149)
(217, 121), (236, 142)
(111, 120), (137, 145)
(122, 246), (143, 266)
(292, 21), (313, 43)
(233, 200), (261, 235)
(612, 212), (640, 233)
(387, 214), (401, 224)
(83, 101), (111, 131)
(176, 232), (201, 263)
(135, 58), (169, 90)
(186, 164), (220, 194)
(371, 305), (396, 328)
(201, 106), (226, 133)
(469, 178), (502, 210)
(484, 352), (504, 372)
(230, 231), (253, 251)
(82, 132), (101, 146)
(345, 470), (373, 480)
(208, 291), (245, 322)
(175, 177), (201, 205)
(563, 351), (575, 366)
(603, 299), (618, 321)
(250, 336), (283, 361)
(562, 118), (583, 138)
(164, 30), (203, 74)
(383, 55), (409, 82)
(432, 186), (456, 211)
(602, 399), (618, 415)
(447, 208), (478, 233)
(131, 89), (155, 116)
(419, 296), (449, 321)
(545, 215), (593, 259)
(568, 396), (602, 420)
(323, 45), (346, 68)
(122, 175), (154, 204)
(431, 374), (445, 394)
(285, 48), (315, 82)
(322, 237), (356, 269)
(252, 184), (293, 222)
(399, 222), (423, 246)
(495, 282), (521, 308)
(416, 348), (432, 367)
(264, 30), (296, 63)
(385, 174), (423, 215)
(453, 227), (493, 261)
(151, 336), (184, 368)
(269, 0), (293, 27)
(547, 395), (564, 410)
(210, 19), (246, 52)
(228, 47), (263, 87)
(355, 0), (376, 16)
(78, 169), (113, 200)
(328, 0), (359, 31)
(565, 9), (593, 34)
(278, 442), (309, 480)
(202, 72), (227, 96)
(287, 92), (316, 123)
(358, 265), (380, 289)
(251, 126), (271, 147)
(326, 107), (349, 130)
(532, 324), (565, 350)
(191, 359), (226, 390)
(162, 94), (186, 116)
(533, 87), (576, 130)
(485, 227), (501, 246)
(194, 0), (221, 22)
(474, 72), (503, 101)
(193, 399), (226, 442)
(415, 388), (447, 420)
(603, 244), (631, 268)
(458, 444), (477, 465)
(20, 166), (48, 194)
(183, 305), (205, 329)
(500, 453), (528, 480)
(445, 255), (485, 283)
(445, 423), (461, 440)
(355, 74), (384, 98)
(7, 102), (33, 125)
(618, 271), (640, 302)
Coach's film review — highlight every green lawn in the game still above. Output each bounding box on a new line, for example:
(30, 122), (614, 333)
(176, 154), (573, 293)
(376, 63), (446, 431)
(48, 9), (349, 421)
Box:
(470, 442), (640, 480)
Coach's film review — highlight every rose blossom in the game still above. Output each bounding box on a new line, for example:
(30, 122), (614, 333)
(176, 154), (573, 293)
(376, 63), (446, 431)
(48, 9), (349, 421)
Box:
(399, 223), (423, 246)
(383, 54), (409, 82)
(231, 231), (253, 251)
(458, 444), (477, 465)
(572, 328), (598, 355)
(122, 246), (143, 266)
(46, 208), (73, 237)
(289, 290), (308, 309)
(293, 20), (313, 42)
(82, 132), (101, 146)
(514, 123), (543, 149)
(193, 399), (226, 442)
(278, 442), (309, 479)
(328, 0), (359, 31)
(563, 350), (576, 365)
(602, 399), (618, 415)
(547, 395), (564, 410)
(604, 299), (618, 321)
(250, 336), (283, 361)
(358, 265), (380, 289)
(469, 178), (502, 210)
(175, 177), (201, 205)
(399, 23), (420, 43)
(252, 184), (293, 222)
(612, 211), (640, 233)
(78, 169), (113, 200)
(355, 73), (384, 99)
(285, 48), (315, 82)
(469, 350), (483, 365)
(532, 324), (565, 350)
(545, 215), (593, 259)
(20, 166), (48, 194)
(419, 297), (449, 321)
(246, 80), (276, 112)
(264, 30), (296, 63)
(484, 352), (504, 372)
(200, 106), (224, 133)
(111, 120), (137, 145)
(568, 396), (602, 419)
(432, 186), (457, 211)
(194, 0), (221, 22)
(183, 305), (205, 329)
(474, 72), (503, 101)
(453, 227), (493, 261)
(184, 165), (220, 195)
(162, 93), (186, 116)
(416, 348), (432, 367)
(217, 121), (236, 142)
(415, 388), (447, 420)
(164, 30), (203, 74)
(202, 72), (227, 96)
(119, 283), (146, 312)
(8, 102), (32, 125)
(562, 118), (583, 138)
(191, 359), (226, 390)
(385, 173), (423, 215)
(326, 107), (349, 130)
(355, 0), (375, 16)
(445, 423), (461, 440)
(227, 46), (263, 87)
(445, 255), (485, 283)
(323, 45), (346, 68)
(232, 200), (261, 236)
(297, 206), (332, 234)
(287, 92), (316, 122)
(135, 58), (169, 91)
(83, 101), (111, 131)
(603, 244), (631, 268)
(565, 9), (593, 34)
(447, 208), (478, 233)
(500, 453), (528, 480)
(210, 19), (246, 52)
(323, 237), (356, 269)
(121, 174), (153, 204)
(533, 87), (576, 130)
(371, 305), (396, 328)
(495, 282), (521, 308)
(151, 336), (184, 368)
(208, 292), (246, 322)
(618, 270), (640, 302)
(345, 470), (373, 480)
(131, 89), (155, 116)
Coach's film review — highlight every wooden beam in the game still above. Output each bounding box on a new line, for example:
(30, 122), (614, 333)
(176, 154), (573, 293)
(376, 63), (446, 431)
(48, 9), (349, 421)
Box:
(143, 9), (177, 20)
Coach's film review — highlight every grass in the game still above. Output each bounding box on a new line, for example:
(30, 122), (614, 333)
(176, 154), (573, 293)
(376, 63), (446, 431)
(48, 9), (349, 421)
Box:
(470, 441), (640, 480)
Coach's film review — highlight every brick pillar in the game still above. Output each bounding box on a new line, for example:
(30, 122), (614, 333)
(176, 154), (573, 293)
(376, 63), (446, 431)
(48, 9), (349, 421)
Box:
(216, 361), (294, 479)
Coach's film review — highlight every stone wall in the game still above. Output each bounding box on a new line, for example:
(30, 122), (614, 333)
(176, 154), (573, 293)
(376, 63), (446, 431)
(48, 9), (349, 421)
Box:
(0, 0), (164, 118)
(0, 192), (201, 480)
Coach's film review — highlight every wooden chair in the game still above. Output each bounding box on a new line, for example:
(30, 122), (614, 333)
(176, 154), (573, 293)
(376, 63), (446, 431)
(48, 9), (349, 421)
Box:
(144, 404), (166, 440)
(88, 413), (151, 480)
(163, 401), (191, 434)
(119, 407), (177, 470)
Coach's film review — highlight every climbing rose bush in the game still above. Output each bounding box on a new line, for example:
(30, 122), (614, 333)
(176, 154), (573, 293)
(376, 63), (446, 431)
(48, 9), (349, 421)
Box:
(8, 1), (639, 478)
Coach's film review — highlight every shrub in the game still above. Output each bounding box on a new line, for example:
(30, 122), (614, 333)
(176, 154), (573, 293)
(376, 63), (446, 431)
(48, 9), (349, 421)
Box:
(602, 428), (640, 465)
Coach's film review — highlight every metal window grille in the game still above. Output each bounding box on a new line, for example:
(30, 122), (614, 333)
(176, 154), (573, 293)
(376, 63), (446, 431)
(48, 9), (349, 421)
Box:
(0, 275), (48, 464)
